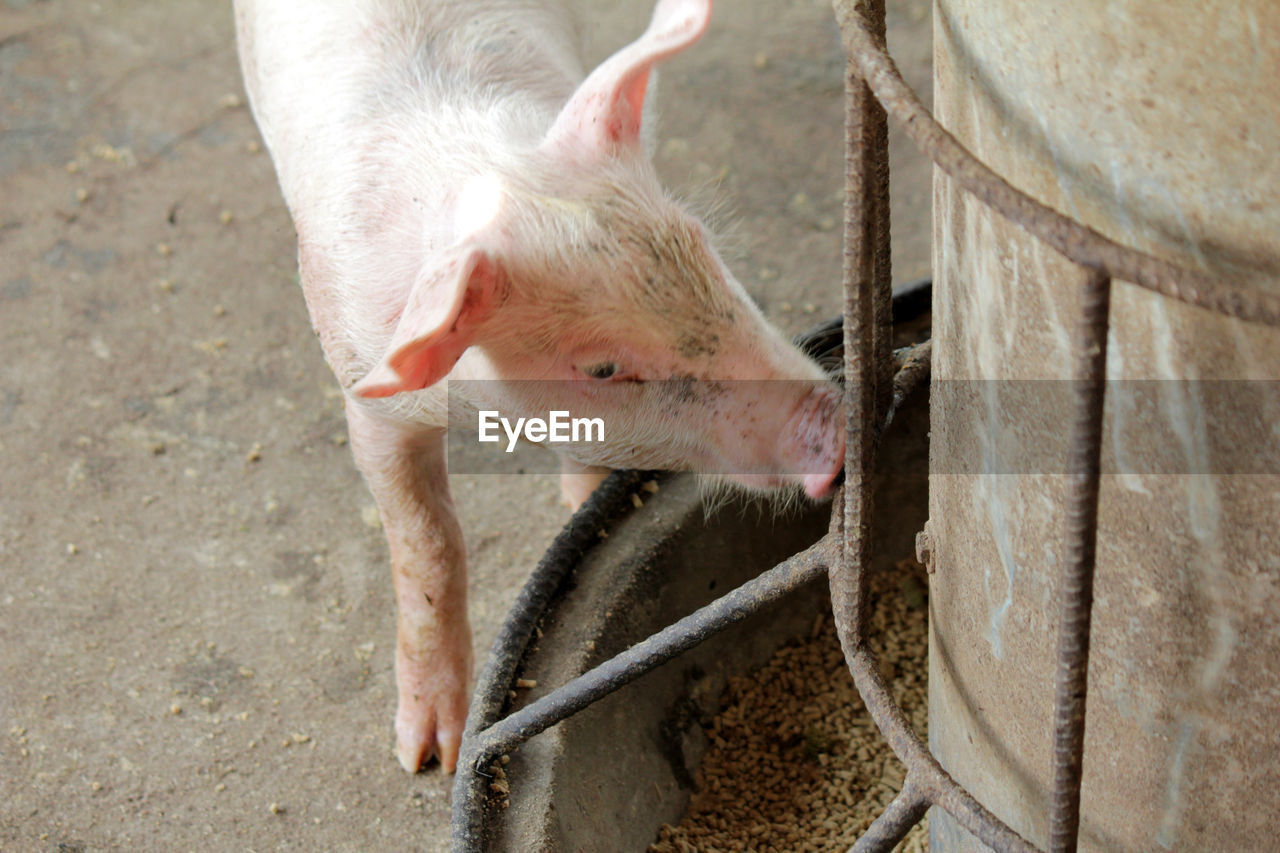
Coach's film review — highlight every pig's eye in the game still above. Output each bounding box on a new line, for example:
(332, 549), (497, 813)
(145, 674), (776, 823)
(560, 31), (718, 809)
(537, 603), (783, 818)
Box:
(581, 362), (619, 380)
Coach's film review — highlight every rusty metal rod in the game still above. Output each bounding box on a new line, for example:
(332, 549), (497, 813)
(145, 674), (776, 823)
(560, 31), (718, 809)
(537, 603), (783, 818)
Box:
(886, 339), (932, 431)
(849, 777), (931, 853)
(829, 1), (936, 849)
(461, 534), (836, 771)
(867, 29), (895, 429)
(832, 0), (1280, 327)
(832, 0), (888, 664)
(1047, 269), (1112, 852)
(845, 645), (1042, 853)
(829, 1), (970, 848)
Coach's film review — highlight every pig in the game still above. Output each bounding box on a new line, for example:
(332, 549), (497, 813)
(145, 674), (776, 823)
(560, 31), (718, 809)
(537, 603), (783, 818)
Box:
(233, 0), (844, 773)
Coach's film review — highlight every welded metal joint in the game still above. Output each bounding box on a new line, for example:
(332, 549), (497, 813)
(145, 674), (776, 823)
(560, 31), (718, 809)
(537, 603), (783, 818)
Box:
(914, 523), (934, 574)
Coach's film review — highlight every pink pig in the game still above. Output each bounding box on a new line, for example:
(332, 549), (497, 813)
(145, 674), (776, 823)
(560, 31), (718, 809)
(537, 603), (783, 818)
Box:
(234, 0), (844, 773)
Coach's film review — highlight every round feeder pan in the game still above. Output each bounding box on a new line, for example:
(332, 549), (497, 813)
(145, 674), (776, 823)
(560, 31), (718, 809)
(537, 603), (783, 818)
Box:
(456, 286), (931, 852)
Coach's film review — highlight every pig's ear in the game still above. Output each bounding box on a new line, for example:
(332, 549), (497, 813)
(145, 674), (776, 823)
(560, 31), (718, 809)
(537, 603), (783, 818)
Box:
(351, 247), (501, 399)
(543, 0), (710, 153)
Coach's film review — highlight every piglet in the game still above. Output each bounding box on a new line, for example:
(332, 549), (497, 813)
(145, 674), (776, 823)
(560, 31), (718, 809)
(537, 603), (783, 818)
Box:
(234, 0), (844, 773)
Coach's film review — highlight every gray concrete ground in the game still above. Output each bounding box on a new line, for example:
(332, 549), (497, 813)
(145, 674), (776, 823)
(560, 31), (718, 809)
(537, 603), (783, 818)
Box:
(0, 0), (930, 848)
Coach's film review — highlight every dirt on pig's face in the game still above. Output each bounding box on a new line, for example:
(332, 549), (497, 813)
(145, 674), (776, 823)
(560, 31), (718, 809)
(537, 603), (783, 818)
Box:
(477, 161), (760, 387)
(451, 160), (843, 492)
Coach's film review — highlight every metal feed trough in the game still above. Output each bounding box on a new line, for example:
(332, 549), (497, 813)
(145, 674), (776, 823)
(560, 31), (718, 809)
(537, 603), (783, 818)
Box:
(451, 0), (1280, 850)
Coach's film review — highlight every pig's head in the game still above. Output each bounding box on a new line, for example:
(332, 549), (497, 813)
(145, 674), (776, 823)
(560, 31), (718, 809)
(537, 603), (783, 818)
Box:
(352, 0), (844, 498)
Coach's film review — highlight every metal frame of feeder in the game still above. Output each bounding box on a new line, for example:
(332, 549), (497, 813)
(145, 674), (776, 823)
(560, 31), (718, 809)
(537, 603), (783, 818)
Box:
(452, 0), (1280, 849)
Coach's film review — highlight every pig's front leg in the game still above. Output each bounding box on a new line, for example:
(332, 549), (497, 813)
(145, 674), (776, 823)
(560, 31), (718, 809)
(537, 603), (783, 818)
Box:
(558, 455), (611, 511)
(345, 402), (473, 773)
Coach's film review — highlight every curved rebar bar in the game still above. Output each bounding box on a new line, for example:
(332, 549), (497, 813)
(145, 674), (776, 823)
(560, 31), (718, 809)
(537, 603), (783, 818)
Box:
(849, 777), (931, 853)
(833, 0), (1280, 328)
(829, 0), (890, 704)
(845, 644), (1040, 853)
(826, 1), (1037, 846)
(460, 534), (835, 769)
(452, 469), (655, 848)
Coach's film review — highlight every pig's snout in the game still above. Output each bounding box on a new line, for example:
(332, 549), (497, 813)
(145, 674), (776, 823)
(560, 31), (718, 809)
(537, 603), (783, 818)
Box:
(717, 382), (844, 498)
(786, 384), (845, 499)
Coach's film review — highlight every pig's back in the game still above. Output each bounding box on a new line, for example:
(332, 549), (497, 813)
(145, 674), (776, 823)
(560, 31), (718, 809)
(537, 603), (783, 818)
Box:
(234, 0), (591, 423)
(237, 0), (585, 216)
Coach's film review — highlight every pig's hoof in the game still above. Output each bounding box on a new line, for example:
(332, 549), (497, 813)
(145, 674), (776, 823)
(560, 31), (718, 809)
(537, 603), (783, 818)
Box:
(393, 624), (472, 774)
(396, 738), (428, 774)
(394, 675), (468, 774)
(396, 712), (464, 774)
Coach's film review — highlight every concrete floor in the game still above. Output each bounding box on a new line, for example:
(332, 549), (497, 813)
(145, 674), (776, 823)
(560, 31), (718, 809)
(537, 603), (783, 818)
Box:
(0, 0), (930, 848)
